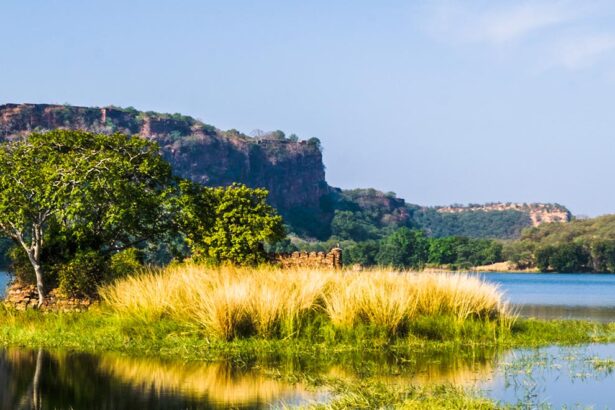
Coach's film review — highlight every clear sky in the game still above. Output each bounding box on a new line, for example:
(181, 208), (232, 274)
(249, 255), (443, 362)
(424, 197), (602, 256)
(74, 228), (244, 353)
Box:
(2, 1), (615, 216)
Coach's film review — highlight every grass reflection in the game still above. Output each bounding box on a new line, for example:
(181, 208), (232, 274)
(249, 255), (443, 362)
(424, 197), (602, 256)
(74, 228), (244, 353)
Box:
(0, 345), (501, 409)
(98, 356), (312, 406)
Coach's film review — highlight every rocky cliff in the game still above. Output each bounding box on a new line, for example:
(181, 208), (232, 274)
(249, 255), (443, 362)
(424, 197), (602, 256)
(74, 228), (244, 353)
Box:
(0, 103), (571, 241)
(0, 103), (330, 230)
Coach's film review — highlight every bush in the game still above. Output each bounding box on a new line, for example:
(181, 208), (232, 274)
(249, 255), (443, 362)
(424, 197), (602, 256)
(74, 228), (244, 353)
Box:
(57, 251), (105, 297)
(108, 248), (142, 280)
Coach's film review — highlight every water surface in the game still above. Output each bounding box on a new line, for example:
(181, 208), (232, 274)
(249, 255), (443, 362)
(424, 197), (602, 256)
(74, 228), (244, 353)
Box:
(0, 271), (8, 298)
(481, 272), (615, 321)
(5, 343), (615, 409)
(0, 349), (328, 409)
(481, 343), (615, 408)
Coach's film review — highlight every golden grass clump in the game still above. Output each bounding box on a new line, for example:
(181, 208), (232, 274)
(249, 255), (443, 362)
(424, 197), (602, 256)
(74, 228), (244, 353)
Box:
(100, 265), (510, 340)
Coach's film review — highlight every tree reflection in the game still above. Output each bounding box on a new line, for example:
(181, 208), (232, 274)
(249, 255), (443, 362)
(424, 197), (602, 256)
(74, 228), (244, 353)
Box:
(0, 346), (499, 409)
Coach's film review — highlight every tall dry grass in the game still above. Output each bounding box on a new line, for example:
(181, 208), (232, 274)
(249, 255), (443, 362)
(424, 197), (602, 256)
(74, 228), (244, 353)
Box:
(100, 265), (510, 340)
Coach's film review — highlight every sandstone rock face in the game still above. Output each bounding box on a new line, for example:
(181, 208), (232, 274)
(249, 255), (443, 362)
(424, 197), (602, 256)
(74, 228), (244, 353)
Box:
(436, 203), (571, 227)
(0, 103), (330, 219)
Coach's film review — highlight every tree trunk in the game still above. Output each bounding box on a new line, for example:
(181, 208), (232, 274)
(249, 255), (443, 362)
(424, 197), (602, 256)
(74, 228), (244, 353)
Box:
(33, 263), (45, 308)
(32, 349), (43, 410)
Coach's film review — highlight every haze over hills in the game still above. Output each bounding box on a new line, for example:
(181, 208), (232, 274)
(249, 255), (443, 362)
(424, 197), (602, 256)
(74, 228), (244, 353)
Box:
(0, 103), (571, 241)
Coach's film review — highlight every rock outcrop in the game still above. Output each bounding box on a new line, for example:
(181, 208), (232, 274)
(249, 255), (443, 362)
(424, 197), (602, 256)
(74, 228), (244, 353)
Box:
(0, 103), (330, 226)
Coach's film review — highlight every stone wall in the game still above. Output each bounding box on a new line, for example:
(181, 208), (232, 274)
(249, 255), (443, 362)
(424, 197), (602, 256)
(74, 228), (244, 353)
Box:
(3, 282), (94, 312)
(272, 248), (342, 269)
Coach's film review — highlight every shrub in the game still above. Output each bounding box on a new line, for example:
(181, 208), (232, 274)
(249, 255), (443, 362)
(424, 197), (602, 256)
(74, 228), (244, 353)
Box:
(57, 251), (105, 297)
(109, 248), (142, 280)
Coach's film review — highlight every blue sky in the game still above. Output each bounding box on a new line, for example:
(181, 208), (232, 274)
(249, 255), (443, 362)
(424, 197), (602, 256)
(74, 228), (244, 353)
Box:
(2, 1), (615, 216)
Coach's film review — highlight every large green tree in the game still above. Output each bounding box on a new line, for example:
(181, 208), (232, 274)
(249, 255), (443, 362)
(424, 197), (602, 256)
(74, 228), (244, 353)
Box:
(0, 130), (173, 305)
(376, 228), (429, 269)
(178, 181), (285, 265)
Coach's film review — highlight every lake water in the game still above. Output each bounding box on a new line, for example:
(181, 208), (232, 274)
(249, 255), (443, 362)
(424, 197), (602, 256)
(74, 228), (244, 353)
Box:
(0, 348), (329, 409)
(0, 271), (8, 298)
(481, 272), (615, 321)
(480, 343), (615, 408)
(5, 343), (615, 408)
(2, 271), (615, 408)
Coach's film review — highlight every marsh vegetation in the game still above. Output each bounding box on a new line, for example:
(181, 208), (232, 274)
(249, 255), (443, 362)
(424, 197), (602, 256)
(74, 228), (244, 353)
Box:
(100, 265), (511, 341)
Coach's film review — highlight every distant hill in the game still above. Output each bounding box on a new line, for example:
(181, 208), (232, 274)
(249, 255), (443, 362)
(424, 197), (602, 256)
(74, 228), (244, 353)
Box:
(0, 103), (571, 241)
(504, 214), (615, 272)
(521, 214), (615, 244)
(413, 202), (571, 239)
(329, 192), (569, 240)
(435, 203), (570, 227)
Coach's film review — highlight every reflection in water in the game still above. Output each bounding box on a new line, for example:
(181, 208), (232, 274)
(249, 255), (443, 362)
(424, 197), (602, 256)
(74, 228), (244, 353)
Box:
(318, 347), (498, 386)
(98, 356), (316, 407)
(516, 304), (615, 322)
(5, 343), (615, 408)
(0, 346), (497, 409)
(7, 340), (615, 408)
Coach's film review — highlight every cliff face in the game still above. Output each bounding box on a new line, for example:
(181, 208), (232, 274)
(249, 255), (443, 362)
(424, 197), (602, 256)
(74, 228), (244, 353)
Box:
(0, 103), (572, 241)
(0, 103), (329, 221)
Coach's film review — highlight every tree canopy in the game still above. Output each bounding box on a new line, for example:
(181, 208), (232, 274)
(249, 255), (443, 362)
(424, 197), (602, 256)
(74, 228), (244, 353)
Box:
(177, 181), (285, 265)
(0, 130), (286, 303)
(0, 130), (173, 304)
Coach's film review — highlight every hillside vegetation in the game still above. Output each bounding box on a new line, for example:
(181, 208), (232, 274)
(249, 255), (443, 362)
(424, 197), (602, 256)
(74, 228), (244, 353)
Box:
(505, 215), (615, 272)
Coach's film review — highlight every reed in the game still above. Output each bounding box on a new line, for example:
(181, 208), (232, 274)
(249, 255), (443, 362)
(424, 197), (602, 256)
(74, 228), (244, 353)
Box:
(100, 265), (511, 340)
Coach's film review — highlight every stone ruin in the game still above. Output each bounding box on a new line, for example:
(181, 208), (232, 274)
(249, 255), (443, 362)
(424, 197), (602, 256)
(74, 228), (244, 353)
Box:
(271, 248), (342, 269)
(3, 282), (94, 312)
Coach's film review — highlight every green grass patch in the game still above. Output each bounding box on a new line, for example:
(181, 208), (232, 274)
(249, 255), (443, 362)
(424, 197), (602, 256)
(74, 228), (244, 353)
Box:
(0, 306), (613, 362)
(2, 307), (614, 408)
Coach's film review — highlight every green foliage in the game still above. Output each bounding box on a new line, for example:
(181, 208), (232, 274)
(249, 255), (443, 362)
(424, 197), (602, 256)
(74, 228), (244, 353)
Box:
(591, 240), (615, 272)
(282, 205), (332, 240)
(55, 247), (143, 297)
(109, 248), (142, 279)
(505, 215), (615, 272)
(330, 210), (379, 241)
(369, 229), (504, 270)
(57, 250), (105, 297)
(502, 240), (536, 269)
(8, 245), (36, 284)
(288, 188), (536, 247)
(307, 137), (322, 150)
(412, 208), (532, 239)
(535, 243), (591, 272)
(177, 182), (285, 265)
(0, 237), (10, 269)
(344, 240), (380, 266)
(264, 238), (298, 254)
(0, 130), (173, 297)
(428, 237), (503, 268)
(376, 228), (429, 269)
